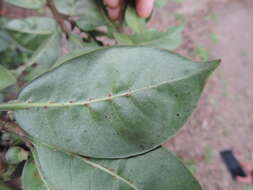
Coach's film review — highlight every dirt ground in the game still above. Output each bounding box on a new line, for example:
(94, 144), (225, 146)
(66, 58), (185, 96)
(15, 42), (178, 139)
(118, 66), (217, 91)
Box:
(152, 0), (253, 189)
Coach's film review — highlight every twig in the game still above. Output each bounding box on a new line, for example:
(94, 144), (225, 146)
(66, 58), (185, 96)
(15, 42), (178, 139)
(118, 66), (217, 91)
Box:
(0, 119), (31, 147)
(46, 0), (69, 36)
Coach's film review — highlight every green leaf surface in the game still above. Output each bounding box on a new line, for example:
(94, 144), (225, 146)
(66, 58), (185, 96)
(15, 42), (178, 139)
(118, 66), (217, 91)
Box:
(68, 34), (86, 50)
(0, 65), (16, 91)
(125, 6), (146, 33)
(5, 0), (46, 9)
(115, 26), (184, 50)
(53, 0), (106, 31)
(5, 17), (58, 54)
(5, 17), (57, 35)
(22, 159), (47, 190)
(53, 46), (101, 68)
(0, 47), (219, 158)
(131, 26), (184, 50)
(7, 31), (49, 51)
(34, 144), (201, 190)
(22, 32), (61, 81)
(0, 32), (12, 52)
(0, 181), (13, 190)
(113, 33), (134, 45)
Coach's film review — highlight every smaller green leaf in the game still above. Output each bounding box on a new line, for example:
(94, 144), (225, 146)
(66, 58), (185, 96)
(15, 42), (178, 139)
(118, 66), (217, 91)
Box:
(114, 26), (184, 50)
(113, 33), (134, 45)
(0, 65), (16, 91)
(125, 6), (146, 33)
(53, 46), (101, 68)
(5, 0), (46, 9)
(131, 25), (184, 50)
(22, 32), (61, 81)
(22, 159), (47, 190)
(5, 17), (57, 35)
(7, 31), (48, 51)
(54, 0), (106, 31)
(77, 13), (106, 31)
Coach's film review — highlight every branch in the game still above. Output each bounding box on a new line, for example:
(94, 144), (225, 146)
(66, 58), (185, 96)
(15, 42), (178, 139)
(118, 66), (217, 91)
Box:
(0, 119), (31, 147)
(46, 0), (69, 36)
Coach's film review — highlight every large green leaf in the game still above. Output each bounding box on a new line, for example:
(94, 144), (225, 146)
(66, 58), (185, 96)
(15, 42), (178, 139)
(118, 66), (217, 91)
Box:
(68, 34), (87, 50)
(22, 159), (47, 190)
(53, 46), (101, 68)
(53, 0), (106, 31)
(114, 25), (184, 50)
(0, 47), (219, 158)
(0, 65), (16, 91)
(34, 144), (201, 190)
(67, 34), (99, 51)
(5, 0), (46, 9)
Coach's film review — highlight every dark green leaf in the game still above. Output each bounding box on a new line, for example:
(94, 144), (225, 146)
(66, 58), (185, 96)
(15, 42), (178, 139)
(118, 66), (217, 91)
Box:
(5, 17), (57, 35)
(130, 26), (184, 50)
(0, 65), (16, 91)
(22, 159), (47, 190)
(54, 0), (106, 31)
(113, 33), (134, 45)
(68, 34), (86, 50)
(22, 32), (61, 81)
(5, 17), (57, 51)
(115, 26), (184, 50)
(125, 6), (146, 33)
(34, 144), (201, 190)
(5, 0), (46, 9)
(0, 181), (13, 190)
(7, 31), (49, 51)
(0, 47), (219, 158)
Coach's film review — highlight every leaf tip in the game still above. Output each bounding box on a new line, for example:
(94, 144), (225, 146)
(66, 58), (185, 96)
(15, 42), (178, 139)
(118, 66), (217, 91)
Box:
(206, 59), (221, 71)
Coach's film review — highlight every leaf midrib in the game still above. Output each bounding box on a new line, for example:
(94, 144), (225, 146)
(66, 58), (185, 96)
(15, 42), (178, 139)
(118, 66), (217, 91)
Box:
(0, 65), (214, 111)
(80, 156), (138, 190)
